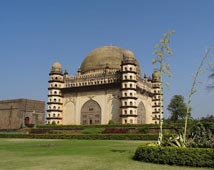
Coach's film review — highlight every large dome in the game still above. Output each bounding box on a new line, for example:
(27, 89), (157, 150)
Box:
(80, 46), (141, 74)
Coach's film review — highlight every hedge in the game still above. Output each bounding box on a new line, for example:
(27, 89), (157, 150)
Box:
(134, 145), (214, 167)
(36, 124), (160, 129)
(0, 133), (162, 140)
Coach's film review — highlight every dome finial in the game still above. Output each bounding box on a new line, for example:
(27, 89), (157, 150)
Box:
(51, 62), (62, 73)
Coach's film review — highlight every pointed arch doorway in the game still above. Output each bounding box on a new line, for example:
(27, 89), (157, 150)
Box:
(81, 100), (101, 125)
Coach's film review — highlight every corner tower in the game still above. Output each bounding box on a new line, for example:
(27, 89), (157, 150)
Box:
(47, 62), (63, 125)
(120, 52), (138, 124)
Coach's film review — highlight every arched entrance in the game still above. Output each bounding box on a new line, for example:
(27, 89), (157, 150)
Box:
(24, 117), (30, 126)
(81, 100), (101, 125)
(137, 102), (146, 124)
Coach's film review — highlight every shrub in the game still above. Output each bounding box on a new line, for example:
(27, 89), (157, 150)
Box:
(81, 128), (105, 134)
(187, 122), (214, 148)
(134, 145), (214, 167)
(108, 120), (115, 125)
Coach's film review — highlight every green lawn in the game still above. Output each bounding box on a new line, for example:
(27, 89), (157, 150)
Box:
(0, 139), (210, 170)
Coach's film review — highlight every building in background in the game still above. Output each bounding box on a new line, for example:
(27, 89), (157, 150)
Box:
(47, 46), (162, 125)
(0, 99), (45, 129)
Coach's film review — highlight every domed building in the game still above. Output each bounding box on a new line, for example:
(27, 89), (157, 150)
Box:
(46, 46), (162, 125)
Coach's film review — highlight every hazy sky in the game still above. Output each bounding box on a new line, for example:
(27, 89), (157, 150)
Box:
(0, 0), (214, 118)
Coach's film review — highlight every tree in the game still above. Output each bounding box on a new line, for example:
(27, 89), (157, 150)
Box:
(167, 95), (188, 122)
(152, 30), (175, 146)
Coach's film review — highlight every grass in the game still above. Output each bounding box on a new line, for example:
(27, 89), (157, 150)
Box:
(0, 139), (211, 170)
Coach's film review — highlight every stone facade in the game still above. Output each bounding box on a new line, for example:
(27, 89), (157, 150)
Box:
(47, 46), (162, 125)
(0, 99), (45, 129)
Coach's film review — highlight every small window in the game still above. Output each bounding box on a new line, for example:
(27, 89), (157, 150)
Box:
(89, 107), (94, 111)
(130, 110), (133, 114)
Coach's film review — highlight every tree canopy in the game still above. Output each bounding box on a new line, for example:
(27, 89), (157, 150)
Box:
(167, 95), (188, 122)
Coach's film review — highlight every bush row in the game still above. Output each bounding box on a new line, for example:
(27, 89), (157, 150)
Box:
(36, 124), (160, 129)
(133, 145), (214, 167)
(0, 133), (161, 140)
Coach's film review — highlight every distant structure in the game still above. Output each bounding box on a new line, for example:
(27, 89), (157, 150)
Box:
(0, 99), (45, 129)
(47, 46), (162, 125)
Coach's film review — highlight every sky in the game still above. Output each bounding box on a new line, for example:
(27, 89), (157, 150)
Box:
(0, 0), (214, 118)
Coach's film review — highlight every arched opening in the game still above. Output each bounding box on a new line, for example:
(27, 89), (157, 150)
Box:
(24, 117), (30, 126)
(137, 102), (146, 124)
(81, 100), (101, 125)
